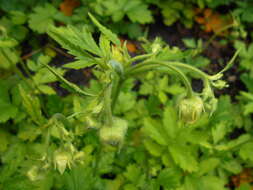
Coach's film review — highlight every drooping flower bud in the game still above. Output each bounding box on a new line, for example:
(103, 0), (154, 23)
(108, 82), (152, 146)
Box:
(53, 150), (72, 174)
(177, 95), (204, 124)
(99, 117), (128, 146)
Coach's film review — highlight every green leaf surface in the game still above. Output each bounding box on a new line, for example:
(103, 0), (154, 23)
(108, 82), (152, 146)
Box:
(143, 118), (167, 146)
(28, 4), (57, 33)
(63, 60), (96, 70)
(88, 13), (121, 46)
(169, 144), (198, 172)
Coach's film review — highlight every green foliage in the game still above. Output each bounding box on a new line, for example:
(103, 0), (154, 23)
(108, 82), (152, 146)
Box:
(156, 1), (194, 28)
(0, 1), (253, 190)
(29, 4), (60, 33)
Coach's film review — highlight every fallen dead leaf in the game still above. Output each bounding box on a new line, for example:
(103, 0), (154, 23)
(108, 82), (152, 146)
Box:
(194, 8), (233, 35)
(60, 0), (80, 16)
(231, 168), (253, 187)
(120, 38), (137, 53)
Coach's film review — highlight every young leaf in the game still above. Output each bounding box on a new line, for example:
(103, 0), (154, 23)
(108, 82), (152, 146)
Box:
(99, 34), (111, 59)
(0, 100), (18, 123)
(88, 13), (121, 46)
(63, 60), (96, 70)
(48, 25), (102, 57)
(63, 166), (99, 190)
(41, 63), (96, 97)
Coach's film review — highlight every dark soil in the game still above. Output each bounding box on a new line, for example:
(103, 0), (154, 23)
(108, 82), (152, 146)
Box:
(148, 18), (247, 100)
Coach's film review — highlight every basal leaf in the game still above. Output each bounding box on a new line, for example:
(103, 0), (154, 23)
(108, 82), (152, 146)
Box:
(163, 106), (178, 138)
(239, 142), (253, 162)
(0, 100), (18, 123)
(212, 122), (228, 144)
(19, 85), (44, 125)
(157, 168), (181, 189)
(126, 3), (153, 24)
(28, 4), (57, 33)
(169, 144), (198, 172)
(99, 34), (111, 59)
(143, 118), (167, 146)
(198, 158), (220, 176)
(143, 139), (163, 157)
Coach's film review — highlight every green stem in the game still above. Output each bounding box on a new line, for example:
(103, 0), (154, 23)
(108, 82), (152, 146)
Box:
(204, 22), (235, 50)
(104, 83), (113, 126)
(126, 60), (210, 80)
(129, 53), (154, 63)
(167, 65), (193, 98)
(42, 62), (96, 97)
(126, 61), (194, 98)
(111, 77), (124, 111)
(216, 48), (240, 75)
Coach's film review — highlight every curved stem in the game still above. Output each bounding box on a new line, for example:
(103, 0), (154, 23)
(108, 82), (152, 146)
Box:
(126, 60), (210, 80)
(168, 62), (210, 79)
(126, 62), (194, 98)
(166, 65), (193, 98)
(129, 53), (154, 63)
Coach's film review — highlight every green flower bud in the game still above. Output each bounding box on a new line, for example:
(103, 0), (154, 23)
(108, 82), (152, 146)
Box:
(112, 46), (124, 63)
(99, 117), (128, 146)
(151, 43), (161, 53)
(53, 150), (72, 174)
(178, 95), (204, 124)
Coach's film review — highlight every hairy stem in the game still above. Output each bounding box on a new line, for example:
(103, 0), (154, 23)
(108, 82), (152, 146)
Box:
(111, 77), (124, 111)
(104, 83), (113, 126)
(126, 60), (210, 80)
(125, 61), (194, 98)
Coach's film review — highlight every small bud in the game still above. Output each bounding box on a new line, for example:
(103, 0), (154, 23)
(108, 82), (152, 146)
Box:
(212, 80), (228, 89)
(53, 150), (72, 174)
(112, 46), (124, 63)
(151, 43), (161, 53)
(99, 117), (128, 146)
(178, 95), (204, 124)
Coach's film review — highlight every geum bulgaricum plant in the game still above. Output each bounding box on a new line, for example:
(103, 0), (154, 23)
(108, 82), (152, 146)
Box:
(40, 13), (240, 173)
